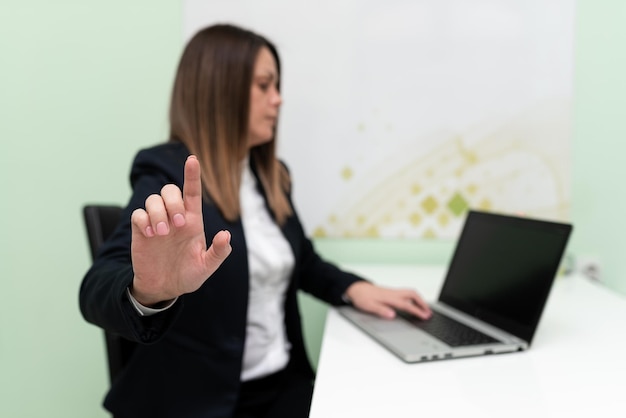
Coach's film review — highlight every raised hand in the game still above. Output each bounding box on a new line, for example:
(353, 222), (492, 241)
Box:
(129, 155), (232, 307)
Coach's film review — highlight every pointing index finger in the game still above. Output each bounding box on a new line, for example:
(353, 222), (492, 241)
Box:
(183, 155), (202, 213)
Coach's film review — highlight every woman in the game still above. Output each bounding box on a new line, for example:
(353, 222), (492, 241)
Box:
(80, 23), (431, 418)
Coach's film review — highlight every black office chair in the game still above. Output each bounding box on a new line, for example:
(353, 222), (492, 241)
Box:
(83, 204), (137, 384)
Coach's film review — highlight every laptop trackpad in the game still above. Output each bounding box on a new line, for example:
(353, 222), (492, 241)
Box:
(364, 317), (448, 351)
(382, 329), (448, 353)
(367, 317), (418, 332)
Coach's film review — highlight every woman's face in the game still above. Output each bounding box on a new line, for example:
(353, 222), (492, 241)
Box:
(248, 46), (282, 148)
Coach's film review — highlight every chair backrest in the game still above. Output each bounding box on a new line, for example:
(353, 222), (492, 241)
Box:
(83, 204), (137, 384)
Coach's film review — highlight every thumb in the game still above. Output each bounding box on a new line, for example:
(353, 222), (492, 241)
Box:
(204, 230), (232, 273)
(374, 305), (396, 320)
(361, 302), (396, 320)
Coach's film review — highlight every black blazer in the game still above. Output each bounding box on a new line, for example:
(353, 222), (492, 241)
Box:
(79, 142), (363, 418)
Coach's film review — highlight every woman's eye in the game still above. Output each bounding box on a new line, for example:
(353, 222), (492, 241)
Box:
(258, 83), (270, 92)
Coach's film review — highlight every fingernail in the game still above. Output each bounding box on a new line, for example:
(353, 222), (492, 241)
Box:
(173, 213), (185, 227)
(145, 226), (155, 237)
(156, 222), (169, 235)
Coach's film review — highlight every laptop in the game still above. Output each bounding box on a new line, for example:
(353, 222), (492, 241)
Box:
(337, 210), (573, 363)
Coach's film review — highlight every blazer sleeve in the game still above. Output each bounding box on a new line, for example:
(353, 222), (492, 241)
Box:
(296, 232), (366, 306)
(280, 163), (368, 305)
(79, 146), (188, 344)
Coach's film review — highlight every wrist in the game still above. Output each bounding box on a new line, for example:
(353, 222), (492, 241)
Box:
(126, 288), (178, 317)
(344, 281), (371, 304)
(129, 280), (176, 308)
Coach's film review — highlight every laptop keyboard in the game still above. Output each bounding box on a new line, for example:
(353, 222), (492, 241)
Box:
(396, 310), (499, 347)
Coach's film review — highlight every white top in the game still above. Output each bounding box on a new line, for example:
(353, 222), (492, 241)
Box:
(128, 159), (295, 382)
(238, 159), (294, 381)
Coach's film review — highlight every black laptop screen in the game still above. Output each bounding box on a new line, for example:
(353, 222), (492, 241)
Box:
(438, 211), (572, 345)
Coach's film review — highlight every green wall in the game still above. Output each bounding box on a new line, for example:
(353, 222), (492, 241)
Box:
(571, 1), (626, 296)
(1, 1), (625, 416)
(0, 2), (181, 416)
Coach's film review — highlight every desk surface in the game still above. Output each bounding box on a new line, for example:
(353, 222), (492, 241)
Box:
(310, 264), (626, 418)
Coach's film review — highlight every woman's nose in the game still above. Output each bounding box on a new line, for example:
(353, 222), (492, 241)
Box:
(272, 88), (282, 106)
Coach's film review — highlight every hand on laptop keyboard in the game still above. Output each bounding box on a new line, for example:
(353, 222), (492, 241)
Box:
(344, 281), (432, 320)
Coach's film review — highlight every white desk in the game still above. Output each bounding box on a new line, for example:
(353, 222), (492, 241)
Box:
(310, 264), (626, 418)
